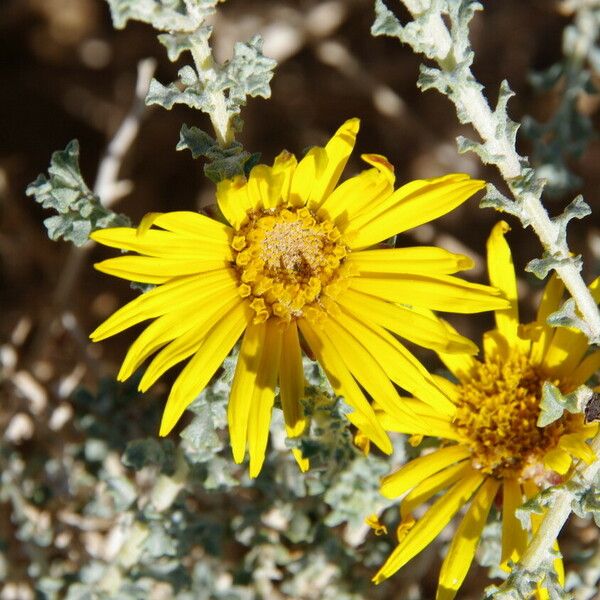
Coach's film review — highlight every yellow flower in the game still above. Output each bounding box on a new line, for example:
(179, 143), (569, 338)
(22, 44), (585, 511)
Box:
(370, 221), (600, 599)
(89, 119), (506, 477)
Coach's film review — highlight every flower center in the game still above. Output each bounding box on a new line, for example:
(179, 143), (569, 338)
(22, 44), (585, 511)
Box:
(452, 353), (573, 479)
(231, 207), (348, 322)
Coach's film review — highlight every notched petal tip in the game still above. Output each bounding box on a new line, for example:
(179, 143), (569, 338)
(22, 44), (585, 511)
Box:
(273, 149), (297, 169)
(217, 174), (247, 192)
(89, 227), (132, 246)
(455, 253), (475, 271)
(137, 212), (163, 236)
(92, 259), (111, 273)
(340, 117), (360, 135)
(361, 153), (395, 183)
(248, 453), (266, 479)
(492, 220), (511, 235)
(158, 417), (174, 438)
(446, 337), (479, 356)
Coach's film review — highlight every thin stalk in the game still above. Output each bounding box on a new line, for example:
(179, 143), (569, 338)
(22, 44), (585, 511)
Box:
(190, 38), (234, 147)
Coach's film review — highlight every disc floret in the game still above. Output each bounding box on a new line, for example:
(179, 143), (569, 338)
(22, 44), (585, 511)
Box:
(232, 206), (349, 323)
(452, 352), (573, 478)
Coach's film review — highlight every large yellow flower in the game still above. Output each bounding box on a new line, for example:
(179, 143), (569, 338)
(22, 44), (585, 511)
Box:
(370, 221), (600, 598)
(89, 119), (507, 477)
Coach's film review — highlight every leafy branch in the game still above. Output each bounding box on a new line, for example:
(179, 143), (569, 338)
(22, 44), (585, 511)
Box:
(372, 0), (600, 344)
(106, 0), (276, 179)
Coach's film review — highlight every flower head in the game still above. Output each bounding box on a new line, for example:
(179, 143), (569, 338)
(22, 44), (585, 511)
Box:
(89, 119), (506, 477)
(370, 221), (600, 598)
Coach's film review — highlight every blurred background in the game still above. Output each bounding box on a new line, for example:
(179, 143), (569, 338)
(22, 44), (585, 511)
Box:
(1, 1), (600, 598)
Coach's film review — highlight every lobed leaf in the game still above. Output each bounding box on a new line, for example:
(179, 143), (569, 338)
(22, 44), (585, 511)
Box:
(26, 140), (129, 246)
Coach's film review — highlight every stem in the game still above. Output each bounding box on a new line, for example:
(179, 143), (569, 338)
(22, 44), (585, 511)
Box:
(190, 38), (234, 147)
(398, 0), (600, 343)
(517, 432), (600, 571)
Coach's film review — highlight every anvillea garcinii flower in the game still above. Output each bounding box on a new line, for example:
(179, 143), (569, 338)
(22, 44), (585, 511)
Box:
(89, 119), (507, 477)
(369, 221), (600, 599)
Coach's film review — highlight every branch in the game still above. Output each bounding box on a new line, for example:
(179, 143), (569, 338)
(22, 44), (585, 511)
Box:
(497, 432), (600, 596)
(94, 58), (157, 205)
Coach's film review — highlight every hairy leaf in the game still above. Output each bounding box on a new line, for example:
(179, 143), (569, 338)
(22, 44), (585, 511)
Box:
(26, 140), (129, 246)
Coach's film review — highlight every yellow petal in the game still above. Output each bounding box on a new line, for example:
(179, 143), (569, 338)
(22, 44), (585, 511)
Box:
(348, 247), (474, 275)
(572, 351), (600, 385)
(501, 478), (528, 567)
(247, 320), (283, 477)
(216, 176), (252, 228)
(349, 273), (509, 314)
(323, 314), (427, 431)
(482, 329), (510, 362)
(400, 461), (473, 520)
(380, 445), (472, 499)
(379, 412), (460, 440)
(431, 375), (461, 403)
(486, 221), (524, 350)
(94, 255), (229, 284)
(558, 433), (595, 464)
(356, 402), (460, 441)
(541, 275), (598, 377)
(118, 284), (240, 380)
(134, 211), (232, 240)
(90, 269), (238, 341)
(347, 175), (485, 250)
(373, 470), (484, 583)
(228, 323), (267, 465)
(542, 324), (590, 380)
(247, 164), (286, 210)
(530, 274), (564, 364)
(437, 477), (500, 600)
(317, 160), (394, 228)
(306, 118), (360, 210)
(91, 227), (232, 258)
(272, 150), (297, 202)
(139, 295), (242, 392)
(158, 302), (251, 436)
(437, 320), (479, 380)
(297, 316), (392, 454)
(554, 544), (565, 587)
(543, 448), (572, 475)
(331, 305), (455, 415)
(279, 321), (308, 439)
(117, 311), (197, 381)
(288, 146), (328, 207)
(336, 289), (477, 355)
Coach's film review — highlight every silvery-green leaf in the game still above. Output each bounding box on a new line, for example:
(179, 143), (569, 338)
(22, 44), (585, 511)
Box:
(479, 183), (521, 216)
(526, 254), (582, 280)
(371, 0), (403, 39)
(177, 125), (261, 182)
(537, 382), (588, 427)
(221, 36), (277, 110)
(158, 27), (212, 61)
(105, 0), (217, 31)
(26, 140), (129, 246)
